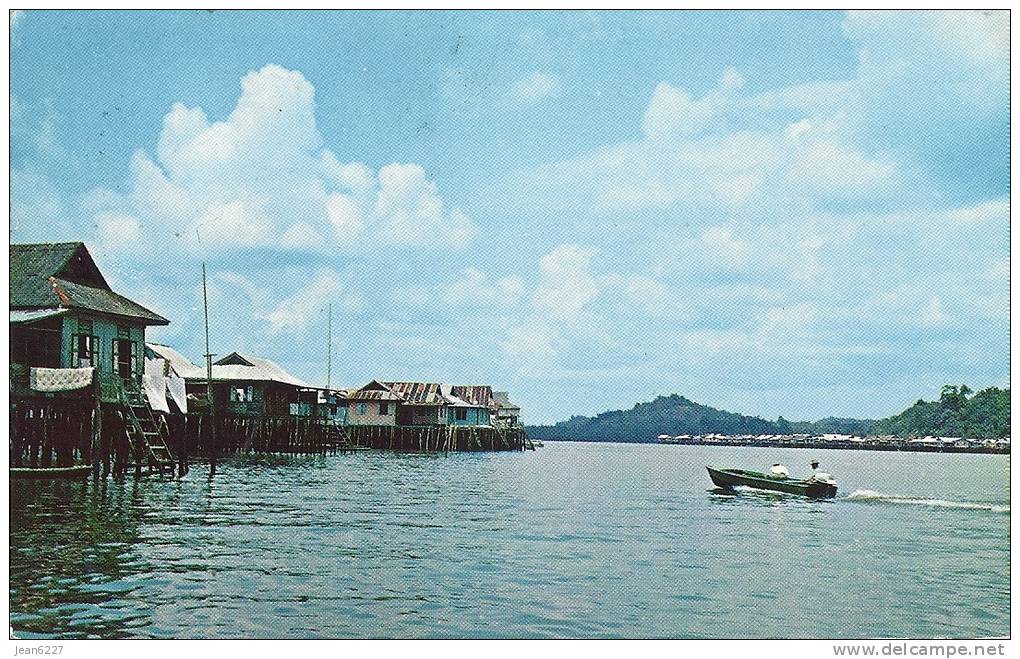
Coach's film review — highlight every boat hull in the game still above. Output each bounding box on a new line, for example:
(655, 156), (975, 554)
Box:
(10, 465), (93, 480)
(707, 466), (837, 499)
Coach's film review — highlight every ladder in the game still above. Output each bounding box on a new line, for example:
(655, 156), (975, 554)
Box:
(121, 383), (176, 475)
(322, 421), (353, 452)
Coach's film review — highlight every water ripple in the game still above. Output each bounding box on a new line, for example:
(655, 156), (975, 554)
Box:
(10, 444), (1010, 638)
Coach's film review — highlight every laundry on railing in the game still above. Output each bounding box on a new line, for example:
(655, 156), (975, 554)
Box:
(29, 366), (94, 392)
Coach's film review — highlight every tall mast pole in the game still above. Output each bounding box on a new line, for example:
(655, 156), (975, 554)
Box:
(326, 303), (332, 391)
(202, 263), (217, 478)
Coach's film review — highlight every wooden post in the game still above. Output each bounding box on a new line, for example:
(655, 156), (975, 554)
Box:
(91, 371), (102, 478)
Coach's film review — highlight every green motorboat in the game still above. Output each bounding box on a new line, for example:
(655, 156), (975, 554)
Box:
(707, 465), (838, 499)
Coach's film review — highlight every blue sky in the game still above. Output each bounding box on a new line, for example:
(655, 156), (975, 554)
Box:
(10, 10), (1009, 423)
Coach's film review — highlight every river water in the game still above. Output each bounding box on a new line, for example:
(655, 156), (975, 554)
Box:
(9, 442), (1010, 639)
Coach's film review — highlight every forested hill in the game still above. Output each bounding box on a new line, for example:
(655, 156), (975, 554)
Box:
(869, 385), (1010, 438)
(526, 385), (1009, 443)
(526, 394), (781, 443)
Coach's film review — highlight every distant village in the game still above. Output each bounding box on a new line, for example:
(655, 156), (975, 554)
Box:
(657, 433), (1011, 454)
(11, 242), (528, 475)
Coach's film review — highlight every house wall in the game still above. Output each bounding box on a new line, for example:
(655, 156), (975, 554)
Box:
(225, 382), (267, 417)
(183, 381), (303, 417)
(61, 313), (145, 379)
(398, 405), (447, 426)
(51, 312), (148, 402)
(347, 400), (398, 426)
(447, 407), (490, 426)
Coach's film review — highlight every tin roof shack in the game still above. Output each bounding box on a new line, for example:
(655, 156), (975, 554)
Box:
(447, 385), (494, 426)
(491, 391), (522, 427)
(346, 381), (453, 426)
(10, 242), (169, 402)
(388, 381), (452, 426)
(346, 381), (402, 426)
(184, 351), (312, 418)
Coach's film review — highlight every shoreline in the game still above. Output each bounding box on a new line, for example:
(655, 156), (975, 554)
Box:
(534, 437), (1010, 454)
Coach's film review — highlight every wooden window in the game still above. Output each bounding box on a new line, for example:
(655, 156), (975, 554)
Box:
(73, 334), (97, 367)
(455, 408), (468, 421)
(379, 402), (390, 415)
(112, 338), (135, 379)
(356, 403), (367, 415)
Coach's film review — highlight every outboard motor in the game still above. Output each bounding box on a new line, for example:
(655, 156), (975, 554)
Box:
(768, 463), (790, 479)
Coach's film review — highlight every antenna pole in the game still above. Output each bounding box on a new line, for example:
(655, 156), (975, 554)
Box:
(202, 263), (217, 478)
(326, 303), (332, 390)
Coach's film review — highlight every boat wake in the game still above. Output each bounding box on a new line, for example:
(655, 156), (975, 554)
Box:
(844, 489), (1009, 513)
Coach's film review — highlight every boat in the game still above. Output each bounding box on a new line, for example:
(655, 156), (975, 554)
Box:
(707, 465), (837, 499)
(10, 465), (93, 480)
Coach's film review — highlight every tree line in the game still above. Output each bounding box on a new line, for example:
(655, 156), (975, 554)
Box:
(526, 385), (1009, 442)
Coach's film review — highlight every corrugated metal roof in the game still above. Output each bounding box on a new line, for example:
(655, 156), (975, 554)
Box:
(384, 381), (447, 405)
(185, 351), (310, 387)
(348, 388), (403, 401)
(347, 380), (403, 401)
(10, 308), (68, 324)
(10, 243), (168, 325)
(146, 343), (205, 379)
(451, 385), (494, 407)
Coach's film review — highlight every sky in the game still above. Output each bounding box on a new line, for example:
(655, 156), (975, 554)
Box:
(9, 10), (1010, 424)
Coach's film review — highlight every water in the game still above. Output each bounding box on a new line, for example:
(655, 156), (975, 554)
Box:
(10, 442), (1010, 639)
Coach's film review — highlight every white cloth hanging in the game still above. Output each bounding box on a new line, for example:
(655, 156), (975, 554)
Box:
(166, 372), (188, 414)
(143, 358), (170, 413)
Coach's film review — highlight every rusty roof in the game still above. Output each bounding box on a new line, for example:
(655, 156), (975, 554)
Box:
(347, 380), (403, 401)
(384, 381), (448, 405)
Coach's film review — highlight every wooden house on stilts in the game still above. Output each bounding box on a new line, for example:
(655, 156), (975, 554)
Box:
(10, 242), (177, 476)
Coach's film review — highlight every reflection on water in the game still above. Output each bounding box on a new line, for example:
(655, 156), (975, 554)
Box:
(9, 444), (1011, 639)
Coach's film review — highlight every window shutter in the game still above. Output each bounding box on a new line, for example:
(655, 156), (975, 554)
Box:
(112, 339), (119, 373)
(71, 334), (79, 367)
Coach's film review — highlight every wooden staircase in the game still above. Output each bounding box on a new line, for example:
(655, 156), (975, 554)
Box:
(121, 384), (176, 475)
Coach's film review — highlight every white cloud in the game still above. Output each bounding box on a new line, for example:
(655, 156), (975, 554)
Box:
(443, 268), (524, 307)
(95, 213), (142, 246)
(532, 244), (600, 319)
(700, 226), (750, 268)
(511, 71), (561, 104)
(262, 269), (347, 334)
(89, 64), (473, 255)
(513, 66), (902, 218)
(10, 169), (69, 240)
(10, 10), (24, 46)
(642, 82), (717, 140)
(921, 296), (946, 327)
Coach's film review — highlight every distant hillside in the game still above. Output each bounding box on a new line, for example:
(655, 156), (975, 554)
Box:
(527, 394), (781, 443)
(526, 385), (1009, 442)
